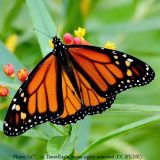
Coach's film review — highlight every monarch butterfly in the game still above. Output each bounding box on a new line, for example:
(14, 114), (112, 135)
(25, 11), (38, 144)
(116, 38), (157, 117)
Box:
(3, 36), (155, 136)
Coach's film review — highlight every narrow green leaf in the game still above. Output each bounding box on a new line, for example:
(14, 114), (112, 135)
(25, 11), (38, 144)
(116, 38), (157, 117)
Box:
(75, 117), (91, 152)
(80, 114), (160, 156)
(1, 0), (23, 34)
(110, 104), (160, 112)
(62, 0), (84, 34)
(26, 0), (56, 56)
(88, 18), (160, 35)
(132, 0), (156, 21)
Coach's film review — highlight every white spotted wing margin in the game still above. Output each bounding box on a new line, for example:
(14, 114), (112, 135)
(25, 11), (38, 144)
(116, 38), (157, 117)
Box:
(67, 45), (155, 98)
(3, 53), (62, 136)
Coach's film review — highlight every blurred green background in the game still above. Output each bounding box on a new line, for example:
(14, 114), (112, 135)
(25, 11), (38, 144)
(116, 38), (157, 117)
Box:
(0, 0), (160, 160)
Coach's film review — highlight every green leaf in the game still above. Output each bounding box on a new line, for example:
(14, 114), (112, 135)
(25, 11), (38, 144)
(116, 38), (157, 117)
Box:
(47, 136), (74, 156)
(26, 0), (56, 57)
(110, 104), (160, 112)
(63, 125), (72, 136)
(80, 114), (160, 156)
(88, 18), (160, 35)
(75, 117), (91, 152)
(1, 0), (23, 34)
(70, 124), (78, 143)
(62, 0), (84, 34)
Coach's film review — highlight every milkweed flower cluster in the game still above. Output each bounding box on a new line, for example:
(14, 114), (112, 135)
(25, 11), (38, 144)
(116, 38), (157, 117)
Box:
(63, 27), (90, 45)
(0, 64), (29, 97)
(49, 27), (116, 50)
(63, 27), (116, 50)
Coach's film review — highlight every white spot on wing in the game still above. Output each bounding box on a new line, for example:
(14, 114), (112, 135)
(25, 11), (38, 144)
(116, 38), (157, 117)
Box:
(13, 98), (16, 102)
(12, 104), (16, 110)
(127, 58), (133, 62)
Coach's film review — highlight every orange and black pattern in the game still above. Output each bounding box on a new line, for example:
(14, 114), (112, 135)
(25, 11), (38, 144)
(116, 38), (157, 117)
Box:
(68, 46), (154, 97)
(4, 53), (63, 136)
(4, 36), (155, 136)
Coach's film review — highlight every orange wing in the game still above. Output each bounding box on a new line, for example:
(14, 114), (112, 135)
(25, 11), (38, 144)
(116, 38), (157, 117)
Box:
(51, 45), (154, 125)
(51, 65), (115, 125)
(68, 46), (155, 97)
(4, 53), (62, 136)
(4, 40), (155, 135)
(52, 44), (155, 126)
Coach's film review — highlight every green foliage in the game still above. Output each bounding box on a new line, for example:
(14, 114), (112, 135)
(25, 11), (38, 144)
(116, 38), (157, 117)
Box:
(26, 0), (56, 56)
(80, 114), (160, 156)
(0, 0), (160, 160)
(47, 136), (74, 156)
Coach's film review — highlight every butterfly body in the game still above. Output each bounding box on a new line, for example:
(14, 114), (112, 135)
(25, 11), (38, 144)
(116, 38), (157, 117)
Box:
(53, 39), (82, 101)
(3, 36), (155, 136)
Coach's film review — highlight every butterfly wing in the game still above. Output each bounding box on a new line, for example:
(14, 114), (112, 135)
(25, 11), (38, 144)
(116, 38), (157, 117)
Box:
(4, 40), (155, 135)
(67, 45), (155, 97)
(51, 53), (115, 125)
(51, 45), (155, 126)
(3, 53), (63, 136)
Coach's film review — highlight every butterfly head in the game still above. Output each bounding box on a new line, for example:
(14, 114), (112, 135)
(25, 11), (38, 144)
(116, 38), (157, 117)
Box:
(52, 36), (64, 49)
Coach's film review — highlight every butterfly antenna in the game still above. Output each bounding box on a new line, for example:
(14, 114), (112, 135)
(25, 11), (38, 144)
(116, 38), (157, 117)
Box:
(33, 28), (52, 38)
(55, 24), (59, 37)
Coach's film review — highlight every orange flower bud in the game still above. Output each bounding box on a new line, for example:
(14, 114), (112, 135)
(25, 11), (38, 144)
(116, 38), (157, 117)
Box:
(0, 85), (10, 97)
(3, 64), (15, 78)
(17, 69), (29, 83)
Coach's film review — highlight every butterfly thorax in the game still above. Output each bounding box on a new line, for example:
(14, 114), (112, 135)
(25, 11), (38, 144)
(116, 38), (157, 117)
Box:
(52, 36), (66, 53)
